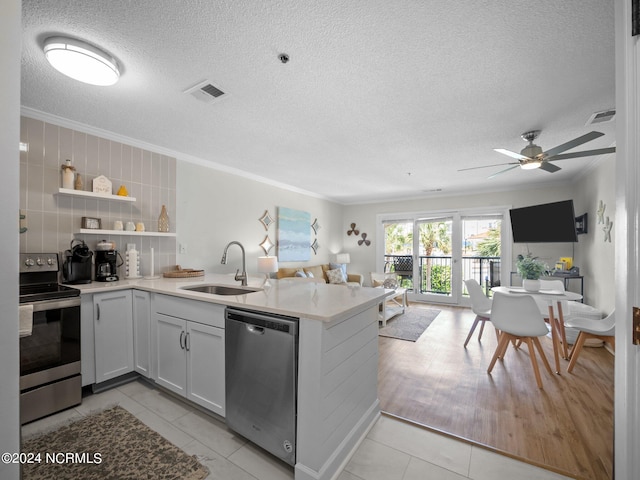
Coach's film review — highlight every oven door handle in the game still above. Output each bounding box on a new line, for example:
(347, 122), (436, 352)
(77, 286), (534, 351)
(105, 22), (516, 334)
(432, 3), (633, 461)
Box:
(29, 296), (82, 313)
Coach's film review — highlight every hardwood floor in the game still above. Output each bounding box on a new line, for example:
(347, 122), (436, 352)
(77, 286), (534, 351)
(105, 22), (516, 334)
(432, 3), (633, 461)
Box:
(378, 303), (614, 480)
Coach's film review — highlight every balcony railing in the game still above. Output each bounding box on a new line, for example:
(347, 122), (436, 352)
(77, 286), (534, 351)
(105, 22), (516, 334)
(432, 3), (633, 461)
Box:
(384, 255), (501, 296)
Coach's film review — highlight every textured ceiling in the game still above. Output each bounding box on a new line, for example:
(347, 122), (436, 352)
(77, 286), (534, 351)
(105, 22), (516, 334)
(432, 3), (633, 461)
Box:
(21, 0), (615, 204)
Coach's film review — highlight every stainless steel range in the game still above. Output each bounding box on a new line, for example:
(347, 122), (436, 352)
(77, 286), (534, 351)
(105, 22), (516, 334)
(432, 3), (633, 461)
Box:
(19, 253), (82, 424)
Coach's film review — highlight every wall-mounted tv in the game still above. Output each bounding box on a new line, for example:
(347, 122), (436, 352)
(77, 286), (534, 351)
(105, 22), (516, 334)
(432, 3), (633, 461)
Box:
(509, 200), (578, 243)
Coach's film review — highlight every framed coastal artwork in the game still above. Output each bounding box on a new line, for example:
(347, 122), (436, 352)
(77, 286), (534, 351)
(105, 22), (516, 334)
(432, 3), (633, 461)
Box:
(277, 207), (311, 262)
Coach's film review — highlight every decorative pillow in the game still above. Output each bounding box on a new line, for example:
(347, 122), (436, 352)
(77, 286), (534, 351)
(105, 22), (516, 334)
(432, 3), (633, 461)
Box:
(383, 277), (398, 289)
(329, 262), (347, 277)
(294, 269), (307, 278)
(306, 271), (314, 278)
(372, 279), (384, 287)
(326, 268), (346, 284)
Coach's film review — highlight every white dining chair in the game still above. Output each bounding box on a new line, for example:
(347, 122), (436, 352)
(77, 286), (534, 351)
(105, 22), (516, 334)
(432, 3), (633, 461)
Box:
(487, 292), (553, 388)
(463, 279), (497, 348)
(565, 311), (615, 373)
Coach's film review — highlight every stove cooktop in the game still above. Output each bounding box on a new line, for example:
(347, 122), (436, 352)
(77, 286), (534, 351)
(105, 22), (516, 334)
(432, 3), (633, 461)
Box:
(19, 253), (81, 303)
(19, 283), (80, 304)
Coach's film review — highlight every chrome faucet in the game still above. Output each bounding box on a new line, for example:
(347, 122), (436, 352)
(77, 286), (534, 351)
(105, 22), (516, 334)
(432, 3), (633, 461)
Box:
(221, 241), (247, 286)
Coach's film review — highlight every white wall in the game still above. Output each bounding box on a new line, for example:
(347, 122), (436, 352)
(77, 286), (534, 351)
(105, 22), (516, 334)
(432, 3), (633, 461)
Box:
(176, 161), (344, 276)
(1, 1), (21, 478)
(573, 157), (616, 312)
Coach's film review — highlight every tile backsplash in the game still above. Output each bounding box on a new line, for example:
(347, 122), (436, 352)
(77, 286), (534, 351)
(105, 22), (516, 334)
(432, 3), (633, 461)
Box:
(20, 116), (177, 278)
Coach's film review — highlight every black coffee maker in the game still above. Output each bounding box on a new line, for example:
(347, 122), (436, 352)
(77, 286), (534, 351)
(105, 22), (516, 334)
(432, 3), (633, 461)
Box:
(95, 240), (121, 282)
(62, 239), (93, 284)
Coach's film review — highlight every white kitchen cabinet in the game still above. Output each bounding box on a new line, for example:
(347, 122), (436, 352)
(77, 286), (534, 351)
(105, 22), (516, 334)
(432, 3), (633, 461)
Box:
(153, 294), (225, 416)
(132, 290), (151, 378)
(186, 321), (225, 413)
(93, 290), (134, 383)
(155, 313), (187, 395)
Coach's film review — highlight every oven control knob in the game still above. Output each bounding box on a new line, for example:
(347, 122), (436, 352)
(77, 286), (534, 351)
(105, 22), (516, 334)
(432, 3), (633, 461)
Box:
(47, 257), (55, 265)
(24, 258), (35, 267)
(36, 257), (44, 266)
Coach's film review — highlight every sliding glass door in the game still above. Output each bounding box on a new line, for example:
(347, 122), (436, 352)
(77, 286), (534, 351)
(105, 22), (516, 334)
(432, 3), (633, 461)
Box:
(460, 215), (503, 298)
(382, 221), (415, 289)
(379, 208), (509, 305)
(416, 217), (456, 303)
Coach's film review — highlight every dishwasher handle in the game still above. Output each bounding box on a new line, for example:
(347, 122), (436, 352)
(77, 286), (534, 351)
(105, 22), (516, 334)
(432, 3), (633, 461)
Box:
(246, 325), (265, 335)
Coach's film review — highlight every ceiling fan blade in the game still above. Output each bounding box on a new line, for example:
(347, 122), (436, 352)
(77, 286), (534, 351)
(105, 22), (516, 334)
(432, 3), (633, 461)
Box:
(458, 162), (518, 172)
(488, 165), (520, 179)
(543, 131), (604, 157)
(547, 146), (616, 161)
(493, 148), (529, 161)
(539, 162), (561, 173)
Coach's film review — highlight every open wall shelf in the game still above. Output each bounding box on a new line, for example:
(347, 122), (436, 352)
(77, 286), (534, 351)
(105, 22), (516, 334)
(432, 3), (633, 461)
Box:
(57, 188), (136, 202)
(77, 229), (176, 237)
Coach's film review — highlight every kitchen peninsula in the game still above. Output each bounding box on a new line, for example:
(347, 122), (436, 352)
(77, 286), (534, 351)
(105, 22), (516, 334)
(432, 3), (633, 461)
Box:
(73, 274), (387, 480)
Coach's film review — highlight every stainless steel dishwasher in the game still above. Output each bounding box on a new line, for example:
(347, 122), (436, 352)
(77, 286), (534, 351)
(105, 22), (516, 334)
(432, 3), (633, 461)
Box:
(225, 308), (298, 466)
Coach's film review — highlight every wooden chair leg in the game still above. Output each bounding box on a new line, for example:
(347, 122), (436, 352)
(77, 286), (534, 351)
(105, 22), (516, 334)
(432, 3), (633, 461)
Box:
(464, 316), (481, 348)
(605, 336), (615, 350)
(556, 302), (569, 360)
(532, 337), (553, 376)
(547, 305), (561, 375)
(488, 333), (511, 373)
(525, 338), (544, 388)
(478, 320), (486, 341)
(567, 332), (588, 373)
(498, 334), (511, 359)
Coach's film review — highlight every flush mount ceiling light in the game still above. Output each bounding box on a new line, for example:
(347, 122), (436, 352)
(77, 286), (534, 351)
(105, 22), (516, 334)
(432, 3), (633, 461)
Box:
(43, 36), (120, 86)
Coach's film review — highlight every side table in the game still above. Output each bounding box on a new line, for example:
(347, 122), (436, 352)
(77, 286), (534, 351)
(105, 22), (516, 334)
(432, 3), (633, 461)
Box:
(379, 288), (408, 327)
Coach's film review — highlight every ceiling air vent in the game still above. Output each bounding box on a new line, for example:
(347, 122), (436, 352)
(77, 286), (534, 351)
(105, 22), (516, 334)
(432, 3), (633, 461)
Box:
(183, 80), (228, 104)
(586, 108), (616, 126)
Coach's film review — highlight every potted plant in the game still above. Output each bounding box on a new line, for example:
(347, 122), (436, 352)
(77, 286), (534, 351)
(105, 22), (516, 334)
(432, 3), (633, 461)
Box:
(516, 254), (547, 292)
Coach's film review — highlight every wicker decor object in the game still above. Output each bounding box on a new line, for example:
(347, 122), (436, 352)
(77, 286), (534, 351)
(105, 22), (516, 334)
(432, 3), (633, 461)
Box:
(163, 265), (204, 278)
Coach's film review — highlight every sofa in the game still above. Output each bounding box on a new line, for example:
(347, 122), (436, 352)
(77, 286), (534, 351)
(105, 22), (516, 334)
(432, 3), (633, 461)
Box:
(276, 263), (363, 286)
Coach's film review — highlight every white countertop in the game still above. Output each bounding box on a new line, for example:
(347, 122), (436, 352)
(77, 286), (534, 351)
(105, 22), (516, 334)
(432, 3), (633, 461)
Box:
(68, 273), (387, 323)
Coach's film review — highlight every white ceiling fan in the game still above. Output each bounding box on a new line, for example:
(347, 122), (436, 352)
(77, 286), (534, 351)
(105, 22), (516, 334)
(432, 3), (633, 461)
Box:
(459, 130), (616, 178)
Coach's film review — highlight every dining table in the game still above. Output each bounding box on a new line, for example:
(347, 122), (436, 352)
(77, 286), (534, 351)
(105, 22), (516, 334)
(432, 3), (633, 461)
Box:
(492, 286), (583, 374)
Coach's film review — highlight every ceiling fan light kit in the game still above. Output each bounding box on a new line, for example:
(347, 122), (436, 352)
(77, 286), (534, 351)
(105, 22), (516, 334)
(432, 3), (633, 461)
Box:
(460, 129), (615, 178)
(43, 36), (120, 86)
(520, 160), (542, 170)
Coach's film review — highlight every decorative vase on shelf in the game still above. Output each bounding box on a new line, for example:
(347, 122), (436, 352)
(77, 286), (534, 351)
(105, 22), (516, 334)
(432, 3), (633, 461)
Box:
(74, 173), (83, 190)
(158, 205), (170, 232)
(61, 159), (75, 189)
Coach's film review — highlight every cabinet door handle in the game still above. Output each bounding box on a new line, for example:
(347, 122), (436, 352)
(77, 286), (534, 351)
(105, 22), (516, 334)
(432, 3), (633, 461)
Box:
(185, 332), (190, 351)
(96, 304), (100, 320)
(179, 330), (185, 350)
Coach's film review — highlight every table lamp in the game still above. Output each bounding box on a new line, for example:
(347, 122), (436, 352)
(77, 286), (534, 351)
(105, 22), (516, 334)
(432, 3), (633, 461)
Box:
(257, 256), (279, 286)
(336, 253), (351, 265)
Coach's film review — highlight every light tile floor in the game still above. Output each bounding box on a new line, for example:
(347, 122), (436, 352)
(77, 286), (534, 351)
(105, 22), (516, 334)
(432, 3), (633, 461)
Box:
(22, 379), (572, 480)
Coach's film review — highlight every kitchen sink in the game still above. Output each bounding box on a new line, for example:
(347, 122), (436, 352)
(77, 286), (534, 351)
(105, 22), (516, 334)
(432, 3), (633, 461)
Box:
(180, 284), (262, 295)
